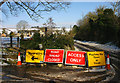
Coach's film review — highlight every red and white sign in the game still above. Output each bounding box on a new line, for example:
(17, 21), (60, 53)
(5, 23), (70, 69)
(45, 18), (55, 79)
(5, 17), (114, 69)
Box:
(65, 51), (86, 65)
(44, 49), (64, 63)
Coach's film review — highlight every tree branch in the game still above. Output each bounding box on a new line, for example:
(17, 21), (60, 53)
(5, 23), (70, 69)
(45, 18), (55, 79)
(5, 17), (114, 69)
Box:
(1, 0), (70, 21)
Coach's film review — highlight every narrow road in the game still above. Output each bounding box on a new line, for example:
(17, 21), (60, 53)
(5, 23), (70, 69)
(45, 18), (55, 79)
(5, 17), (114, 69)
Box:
(1, 64), (114, 83)
(1, 41), (118, 82)
(74, 41), (120, 83)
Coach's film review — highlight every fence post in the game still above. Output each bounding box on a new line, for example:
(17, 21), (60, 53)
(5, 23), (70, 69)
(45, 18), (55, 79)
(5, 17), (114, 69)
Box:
(17, 37), (19, 47)
(10, 36), (12, 47)
(45, 27), (47, 36)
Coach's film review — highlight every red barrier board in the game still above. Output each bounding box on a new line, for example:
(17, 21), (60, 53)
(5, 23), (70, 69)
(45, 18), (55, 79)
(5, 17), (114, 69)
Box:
(44, 49), (64, 63)
(65, 51), (86, 65)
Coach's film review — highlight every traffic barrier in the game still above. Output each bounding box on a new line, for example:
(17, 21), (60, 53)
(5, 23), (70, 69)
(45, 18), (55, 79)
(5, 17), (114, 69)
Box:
(25, 50), (107, 70)
(106, 54), (110, 70)
(17, 52), (22, 66)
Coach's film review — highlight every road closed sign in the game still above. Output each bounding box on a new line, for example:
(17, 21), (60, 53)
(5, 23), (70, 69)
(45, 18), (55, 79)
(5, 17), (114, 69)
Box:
(26, 50), (44, 63)
(44, 49), (64, 63)
(87, 51), (106, 67)
(65, 51), (86, 65)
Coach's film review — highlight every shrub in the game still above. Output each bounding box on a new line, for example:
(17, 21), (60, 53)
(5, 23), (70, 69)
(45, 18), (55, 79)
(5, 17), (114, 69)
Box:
(20, 32), (74, 50)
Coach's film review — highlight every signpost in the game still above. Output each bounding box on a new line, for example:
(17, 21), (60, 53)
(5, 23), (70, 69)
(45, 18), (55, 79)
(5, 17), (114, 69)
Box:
(87, 51), (106, 67)
(65, 51), (86, 65)
(26, 50), (44, 63)
(44, 49), (64, 63)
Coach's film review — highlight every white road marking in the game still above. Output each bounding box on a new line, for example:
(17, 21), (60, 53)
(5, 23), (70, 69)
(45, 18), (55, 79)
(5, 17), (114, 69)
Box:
(112, 64), (120, 71)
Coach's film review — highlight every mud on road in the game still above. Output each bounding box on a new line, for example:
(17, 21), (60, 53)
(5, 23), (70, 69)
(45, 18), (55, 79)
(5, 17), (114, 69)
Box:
(1, 64), (115, 83)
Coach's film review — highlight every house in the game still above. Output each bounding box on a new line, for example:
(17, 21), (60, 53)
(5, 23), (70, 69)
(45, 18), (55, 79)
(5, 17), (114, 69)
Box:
(18, 27), (46, 37)
(1, 33), (6, 37)
(0, 26), (70, 37)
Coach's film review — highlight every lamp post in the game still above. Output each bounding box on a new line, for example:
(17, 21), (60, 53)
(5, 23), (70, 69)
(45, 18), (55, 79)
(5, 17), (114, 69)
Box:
(17, 33), (20, 47)
(10, 31), (13, 47)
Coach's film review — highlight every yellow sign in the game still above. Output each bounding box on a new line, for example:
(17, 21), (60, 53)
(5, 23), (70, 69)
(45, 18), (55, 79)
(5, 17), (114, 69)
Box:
(87, 51), (106, 67)
(26, 50), (44, 63)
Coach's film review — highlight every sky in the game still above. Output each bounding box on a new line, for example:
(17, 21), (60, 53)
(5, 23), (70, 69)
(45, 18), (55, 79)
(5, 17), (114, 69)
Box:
(1, 1), (113, 29)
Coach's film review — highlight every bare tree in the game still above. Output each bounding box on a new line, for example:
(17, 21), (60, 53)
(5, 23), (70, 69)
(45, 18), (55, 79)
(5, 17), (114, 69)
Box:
(16, 20), (29, 39)
(16, 20), (29, 31)
(43, 17), (56, 28)
(47, 17), (56, 28)
(0, 0), (70, 21)
(110, 1), (119, 16)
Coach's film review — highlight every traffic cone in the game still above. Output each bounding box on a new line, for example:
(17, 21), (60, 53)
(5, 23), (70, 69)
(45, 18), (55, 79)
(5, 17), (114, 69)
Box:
(17, 52), (22, 66)
(106, 54), (110, 70)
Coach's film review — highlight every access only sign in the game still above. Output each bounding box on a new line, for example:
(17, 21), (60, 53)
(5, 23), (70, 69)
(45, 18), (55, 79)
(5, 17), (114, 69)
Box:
(65, 51), (86, 65)
(44, 49), (64, 63)
(25, 49), (106, 67)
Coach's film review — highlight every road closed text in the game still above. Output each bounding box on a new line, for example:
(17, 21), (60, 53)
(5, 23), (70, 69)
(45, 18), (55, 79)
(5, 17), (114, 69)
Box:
(44, 49), (64, 63)
(25, 49), (106, 68)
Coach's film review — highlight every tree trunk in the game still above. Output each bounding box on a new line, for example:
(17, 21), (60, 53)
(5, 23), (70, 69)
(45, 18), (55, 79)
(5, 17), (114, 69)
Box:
(17, 37), (19, 47)
(10, 36), (12, 47)
(45, 27), (47, 36)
